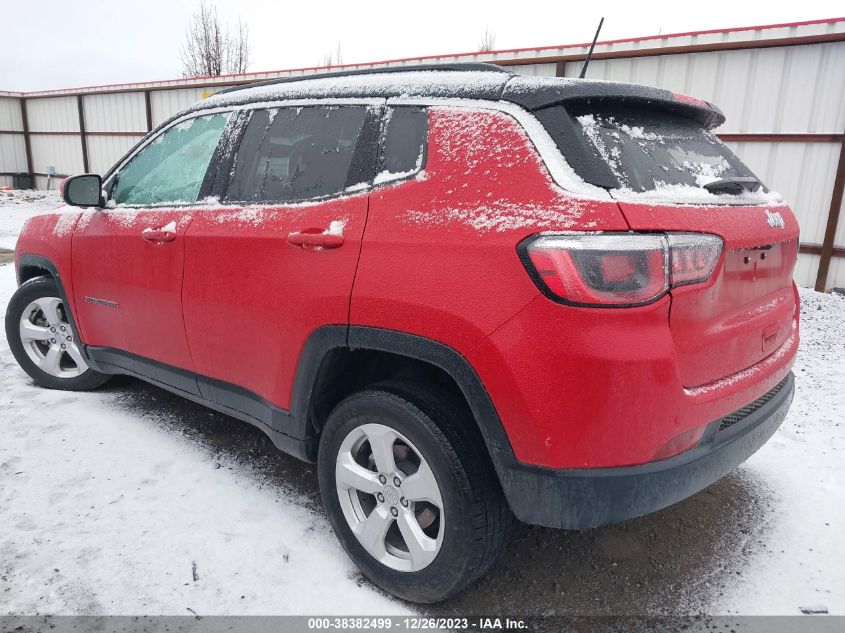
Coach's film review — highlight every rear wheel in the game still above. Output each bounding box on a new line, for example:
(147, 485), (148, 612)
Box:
(318, 381), (510, 603)
(5, 276), (110, 391)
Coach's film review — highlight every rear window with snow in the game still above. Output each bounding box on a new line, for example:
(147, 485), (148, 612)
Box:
(225, 106), (367, 203)
(573, 107), (759, 193)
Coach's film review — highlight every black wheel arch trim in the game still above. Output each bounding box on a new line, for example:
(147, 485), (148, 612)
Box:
(345, 326), (514, 456)
(15, 254), (91, 363)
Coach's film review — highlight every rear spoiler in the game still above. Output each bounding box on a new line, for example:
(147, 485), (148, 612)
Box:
(503, 76), (725, 129)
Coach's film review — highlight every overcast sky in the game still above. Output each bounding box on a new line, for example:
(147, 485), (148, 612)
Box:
(2, 0), (842, 91)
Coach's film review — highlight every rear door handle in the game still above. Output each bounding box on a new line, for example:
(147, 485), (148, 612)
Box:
(142, 228), (176, 243)
(287, 229), (344, 249)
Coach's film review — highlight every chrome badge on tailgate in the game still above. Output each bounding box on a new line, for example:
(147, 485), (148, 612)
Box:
(765, 210), (786, 230)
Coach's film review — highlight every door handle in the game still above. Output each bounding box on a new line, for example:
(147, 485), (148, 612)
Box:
(287, 229), (344, 249)
(142, 228), (177, 243)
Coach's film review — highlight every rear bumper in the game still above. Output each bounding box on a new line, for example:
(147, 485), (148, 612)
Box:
(494, 372), (794, 529)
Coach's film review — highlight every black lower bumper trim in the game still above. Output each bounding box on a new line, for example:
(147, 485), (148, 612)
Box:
(496, 372), (795, 529)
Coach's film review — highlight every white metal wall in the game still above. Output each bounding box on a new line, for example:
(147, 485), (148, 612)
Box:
(86, 135), (139, 175)
(564, 43), (845, 134)
(2, 20), (844, 287)
(150, 87), (234, 126)
(83, 92), (146, 132)
(0, 96), (23, 130)
(509, 63), (557, 77)
(0, 95), (26, 187)
(82, 92), (148, 175)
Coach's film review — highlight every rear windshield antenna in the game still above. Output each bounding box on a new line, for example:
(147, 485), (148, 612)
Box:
(579, 17), (605, 79)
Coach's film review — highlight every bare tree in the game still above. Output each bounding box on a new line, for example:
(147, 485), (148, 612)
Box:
(181, 1), (251, 77)
(478, 27), (496, 52)
(319, 42), (344, 68)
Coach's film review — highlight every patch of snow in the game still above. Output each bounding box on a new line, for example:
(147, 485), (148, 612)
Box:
(51, 212), (79, 238)
(401, 107), (597, 234)
(142, 220), (177, 235)
(173, 115), (217, 132)
(323, 219), (347, 237)
(0, 263), (409, 616)
(211, 207), (268, 226)
(405, 202), (593, 234)
(0, 190), (64, 249)
(373, 168), (418, 185)
(577, 114), (624, 182)
(344, 182), (370, 193)
(612, 182), (783, 206)
(195, 71), (510, 112)
(711, 288), (845, 615)
(682, 156), (731, 187)
(799, 604), (829, 615)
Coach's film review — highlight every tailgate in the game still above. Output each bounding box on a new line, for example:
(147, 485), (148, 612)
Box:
(618, 201), (799, 388)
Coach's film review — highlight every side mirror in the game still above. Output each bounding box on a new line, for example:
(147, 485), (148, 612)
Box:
(61, 174), (104, 208)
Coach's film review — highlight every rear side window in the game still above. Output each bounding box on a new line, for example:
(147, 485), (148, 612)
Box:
(226, 106), (367, 203)
(574, 108), (758, 192)
(112, 113), (228, 205)
(375, 107), (427, 182)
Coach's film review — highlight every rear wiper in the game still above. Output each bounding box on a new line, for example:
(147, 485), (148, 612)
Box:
(703, 176), (762, 195)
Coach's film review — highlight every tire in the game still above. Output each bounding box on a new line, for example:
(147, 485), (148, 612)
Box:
(318, 380), (511, 603)
(5, 276), (110, 391)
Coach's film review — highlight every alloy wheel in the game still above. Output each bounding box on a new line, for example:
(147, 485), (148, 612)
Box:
(335, 422), (444, 572)
(18, 297), (88, 379)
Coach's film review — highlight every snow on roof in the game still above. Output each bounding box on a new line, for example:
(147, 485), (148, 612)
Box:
(191, 69), (512, 112)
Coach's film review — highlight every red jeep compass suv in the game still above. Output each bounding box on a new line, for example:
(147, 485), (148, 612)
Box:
(5, 64), (798, 602)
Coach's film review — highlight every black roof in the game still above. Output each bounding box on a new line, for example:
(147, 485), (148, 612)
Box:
(191, 63), (725, 128)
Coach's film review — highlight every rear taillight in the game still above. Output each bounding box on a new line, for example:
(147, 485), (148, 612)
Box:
(520, 232), (723, 307)
(666, 233), (723, 286)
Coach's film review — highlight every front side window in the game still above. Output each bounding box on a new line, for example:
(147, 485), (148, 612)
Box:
(225, 106), (367, 203)
(112, 113), (229, 206)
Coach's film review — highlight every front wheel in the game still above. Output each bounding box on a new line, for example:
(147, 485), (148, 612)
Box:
(5, 276), (110, 391)
(318, 381), (510, 603)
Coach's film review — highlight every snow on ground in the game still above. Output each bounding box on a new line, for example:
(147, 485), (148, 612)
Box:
(712, 288), (845, 615)
(0, 190), (63, 250)
(0, 253), (408, 615)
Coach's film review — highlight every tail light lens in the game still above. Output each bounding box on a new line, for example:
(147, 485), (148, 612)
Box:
(666, 233), (723, 286)
(520, 232), (723, 307)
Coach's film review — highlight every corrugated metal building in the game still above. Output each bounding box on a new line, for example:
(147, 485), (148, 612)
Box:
(1, 17), (844, 289)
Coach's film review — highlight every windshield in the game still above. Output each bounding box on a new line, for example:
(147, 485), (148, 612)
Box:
(573, 107), (761, 193)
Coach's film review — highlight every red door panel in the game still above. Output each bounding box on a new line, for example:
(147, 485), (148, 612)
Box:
(182, 194), (368, 408)
(72, 208), (196, 371)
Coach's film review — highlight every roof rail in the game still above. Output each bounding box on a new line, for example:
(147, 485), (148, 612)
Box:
(214, 62), (512, 95)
